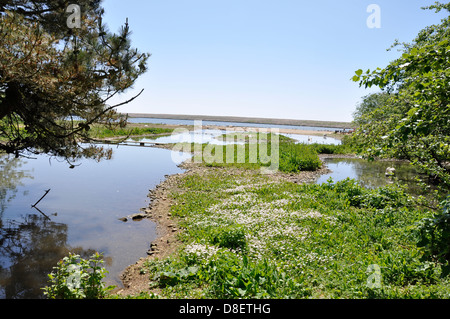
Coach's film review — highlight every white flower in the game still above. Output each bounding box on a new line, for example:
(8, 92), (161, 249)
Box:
(184, 243), (219, 260)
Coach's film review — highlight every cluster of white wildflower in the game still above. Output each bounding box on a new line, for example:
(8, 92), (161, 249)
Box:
(210, 193), (256, 208)
(184, 243), (220, 260)
(189, 187), (322, 259)
(223, 181), (277, 193)
(302, 252), (334, 264)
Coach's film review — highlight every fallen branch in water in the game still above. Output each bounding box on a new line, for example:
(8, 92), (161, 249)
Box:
(32, 205), (51, 221)
(32, 189), (51, 208)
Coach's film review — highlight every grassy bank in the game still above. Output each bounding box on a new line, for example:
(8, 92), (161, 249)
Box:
(171, 133), (353, 173)
(136, 168), (450, 299)
(0, 121), (176, 142)
(89, 124), (175, 139)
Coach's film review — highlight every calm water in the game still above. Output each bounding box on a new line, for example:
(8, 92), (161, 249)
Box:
(316, 157), (425, 193)
(0, 145), (190, 299)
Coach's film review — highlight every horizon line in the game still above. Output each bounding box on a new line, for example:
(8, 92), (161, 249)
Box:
(122, 113), (356, 129)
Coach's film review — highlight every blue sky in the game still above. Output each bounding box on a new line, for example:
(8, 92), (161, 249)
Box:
(101, 1), (447, 122)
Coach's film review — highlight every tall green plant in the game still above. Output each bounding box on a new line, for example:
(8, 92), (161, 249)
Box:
(418, 196), (450, 264)
(43, 253), (114, 299)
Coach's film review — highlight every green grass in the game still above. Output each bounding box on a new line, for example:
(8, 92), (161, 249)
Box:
(174, 134), (330, 173)
(136, 170), (450, 299)
(278, 142), (323, 172)
(0, 119), (175, 142)
(90, 125), (174, 139)
(309, 142), (354, 155)
(180, 133), (355, 173)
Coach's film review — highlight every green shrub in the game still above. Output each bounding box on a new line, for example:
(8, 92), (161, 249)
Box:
(205, 253), (289, 298)
(42, 253), (114, 299)
(326, 178), (365, 207)
(418, 196), (450, 263)
(379, 250), (442, 286)
(326, 178), (412, 209)
(359, 184), (412, 209)
(195, 137), (324, 173)
(309, 141), (354, 155)
(210, 224), (247, 250)
(92, 126), (174, 138)
(148, 250), (297, 299)
(279, 143), (322, 172)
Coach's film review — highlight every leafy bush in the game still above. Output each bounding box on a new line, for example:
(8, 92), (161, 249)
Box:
(204, 253), (289, 298)
(147, 250), (298, 299)
(310, 143), (353, 155)
(326, 178), (412, 209)
(380, 250), (441, 286)
(42, 253), (114, 299)
(279, 143), (322, 172)
(92, 126), (174, 138)
(418, 196), (450, 263)
(210, 224), (247, 250)
(327, 178), (365, 207)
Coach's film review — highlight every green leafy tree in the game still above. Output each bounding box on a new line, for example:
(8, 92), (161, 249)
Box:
(0, 1), (149, 162)
(352, 92), (391, 126)
(352, 2), (450, 188)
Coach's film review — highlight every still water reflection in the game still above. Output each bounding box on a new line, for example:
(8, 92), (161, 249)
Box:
(316, 157), (425, 194)
(0, 145), (190, 299)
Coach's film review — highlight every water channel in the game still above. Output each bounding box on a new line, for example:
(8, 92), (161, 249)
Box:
(0, 128), (420, 299)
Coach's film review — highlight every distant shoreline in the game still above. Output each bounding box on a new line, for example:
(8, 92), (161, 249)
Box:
(123, 113), (356, 129)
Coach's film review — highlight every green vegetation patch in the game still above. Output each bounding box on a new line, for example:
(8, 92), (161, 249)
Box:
(90, 125), (174, 139)
(141, 170), (450, 299)
(186, 133), (355, 173)
(174, 134), (354, 173)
